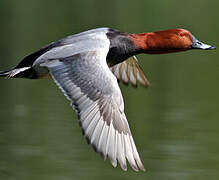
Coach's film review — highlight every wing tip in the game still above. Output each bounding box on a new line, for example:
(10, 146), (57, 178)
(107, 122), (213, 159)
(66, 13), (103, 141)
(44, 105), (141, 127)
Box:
(110, 159), (117, 168)
(119, 161), (146, 172)
(122, 81), (150, 88)
(141, 81), (150, 88)
(136, 160), (146, 172)
(128, 159), (146, 172)
(120, 163), (128, 171)
(84, 133), (147, 172)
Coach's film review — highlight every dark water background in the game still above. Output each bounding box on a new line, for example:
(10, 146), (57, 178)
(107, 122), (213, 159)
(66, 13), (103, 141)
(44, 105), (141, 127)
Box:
(0, 1), (218, 179)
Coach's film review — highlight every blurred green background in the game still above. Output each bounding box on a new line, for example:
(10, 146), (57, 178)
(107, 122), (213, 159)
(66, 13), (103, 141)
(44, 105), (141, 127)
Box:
(0, 0), (218, 180)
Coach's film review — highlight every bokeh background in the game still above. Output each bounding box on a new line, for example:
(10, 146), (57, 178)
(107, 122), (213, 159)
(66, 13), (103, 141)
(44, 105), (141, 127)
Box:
(0, 0), (218, 180)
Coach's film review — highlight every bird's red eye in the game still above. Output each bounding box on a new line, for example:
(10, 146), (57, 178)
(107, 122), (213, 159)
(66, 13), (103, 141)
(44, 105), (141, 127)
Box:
(180, 33), (185, 37)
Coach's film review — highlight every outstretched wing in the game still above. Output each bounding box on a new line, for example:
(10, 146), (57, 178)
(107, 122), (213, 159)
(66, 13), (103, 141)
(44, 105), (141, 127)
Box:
(110, 56), (150, 87)
(37, 32), (145, 171)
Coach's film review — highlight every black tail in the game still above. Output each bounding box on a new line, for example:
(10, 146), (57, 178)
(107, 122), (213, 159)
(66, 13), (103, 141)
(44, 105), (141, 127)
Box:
(0, 67), (38, 79)
(0, 37), (59, 79)
(0, 70), (11, 77)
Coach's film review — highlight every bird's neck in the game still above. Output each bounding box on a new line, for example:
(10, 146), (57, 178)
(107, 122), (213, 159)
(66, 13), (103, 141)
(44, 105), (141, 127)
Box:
(128, 33), (149, 51)
(106, 30), (142, 66)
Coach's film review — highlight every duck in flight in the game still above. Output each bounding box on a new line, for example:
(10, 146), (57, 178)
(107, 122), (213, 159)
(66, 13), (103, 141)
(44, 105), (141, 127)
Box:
(0, 28), (215, 171)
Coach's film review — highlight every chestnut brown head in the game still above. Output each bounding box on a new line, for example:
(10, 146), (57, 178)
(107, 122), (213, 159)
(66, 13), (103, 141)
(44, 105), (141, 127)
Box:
(144, 29), (215, 54)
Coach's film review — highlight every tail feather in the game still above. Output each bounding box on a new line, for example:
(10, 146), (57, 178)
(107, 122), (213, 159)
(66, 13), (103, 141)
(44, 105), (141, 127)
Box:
(0, 67), (38, 79)
(0, 70), (11, 77)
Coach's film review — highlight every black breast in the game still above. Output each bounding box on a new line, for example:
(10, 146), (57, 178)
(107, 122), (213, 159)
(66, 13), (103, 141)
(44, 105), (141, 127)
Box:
(106, 29), (139, 66)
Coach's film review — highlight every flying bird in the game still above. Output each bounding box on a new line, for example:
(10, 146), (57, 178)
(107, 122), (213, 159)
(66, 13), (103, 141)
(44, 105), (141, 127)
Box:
(0, 28), (215, 171)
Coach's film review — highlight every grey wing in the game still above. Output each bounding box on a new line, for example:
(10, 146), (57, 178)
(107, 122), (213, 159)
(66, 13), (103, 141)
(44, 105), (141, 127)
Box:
(110, 56), (150, 87)
(37, 44), (145, 171)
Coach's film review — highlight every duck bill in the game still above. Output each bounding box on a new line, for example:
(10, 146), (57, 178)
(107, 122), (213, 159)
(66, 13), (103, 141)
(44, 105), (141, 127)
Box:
(191, 36), (216, 50)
